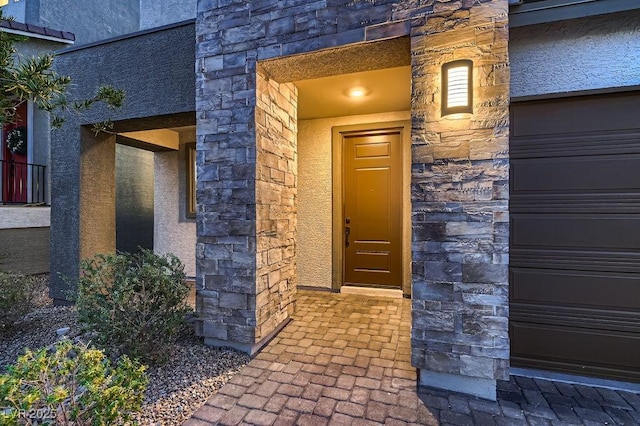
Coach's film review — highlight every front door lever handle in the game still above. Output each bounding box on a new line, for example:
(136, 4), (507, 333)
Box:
(345, 226), (351, 247)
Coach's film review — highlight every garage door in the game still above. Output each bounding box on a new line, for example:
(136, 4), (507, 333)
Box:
(510, 91), (640, 382)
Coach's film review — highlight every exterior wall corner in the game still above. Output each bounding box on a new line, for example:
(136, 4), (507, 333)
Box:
(409, 0), (511, 398)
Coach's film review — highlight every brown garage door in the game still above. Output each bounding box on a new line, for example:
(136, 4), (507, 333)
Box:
(510, 91), (640, 382)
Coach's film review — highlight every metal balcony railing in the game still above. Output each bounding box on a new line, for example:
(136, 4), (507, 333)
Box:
(0, 159), (46, 204)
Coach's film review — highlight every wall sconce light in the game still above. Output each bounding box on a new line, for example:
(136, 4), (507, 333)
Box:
(441, 60), (473, 116)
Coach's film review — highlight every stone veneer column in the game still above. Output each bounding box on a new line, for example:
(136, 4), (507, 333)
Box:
(194, 45), (261, 351)
(255, 70), (298, 342)
(194, 8), (298, 353)
(409, 1), (510, 400)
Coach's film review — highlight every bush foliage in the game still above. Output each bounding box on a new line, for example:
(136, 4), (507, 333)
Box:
(76, 249), (192, 364)
(0, 271), (38, 331)
(0, 340), (147, 425)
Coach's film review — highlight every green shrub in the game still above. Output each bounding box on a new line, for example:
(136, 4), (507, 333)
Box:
(75, 249), (192, 364)
(0, 271), (38, 331)
(0, 340), (147, 425)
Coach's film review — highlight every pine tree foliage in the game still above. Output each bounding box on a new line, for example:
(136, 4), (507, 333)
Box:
(0, 10), (124, 134)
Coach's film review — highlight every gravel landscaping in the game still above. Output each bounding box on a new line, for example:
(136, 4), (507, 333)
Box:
(0, 276), (250, 425)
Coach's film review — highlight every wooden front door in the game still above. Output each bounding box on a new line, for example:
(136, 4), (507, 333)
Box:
(343, 129), (402, 288)
(2, 103), (28, 203)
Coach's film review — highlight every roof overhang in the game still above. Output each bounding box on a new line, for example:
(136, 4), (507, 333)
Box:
(0, 21), (75, 44)
(510, 0), (640, 27)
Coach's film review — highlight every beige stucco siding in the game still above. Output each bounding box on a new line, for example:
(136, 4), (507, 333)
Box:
(297, 110), (410, 289)
(154, 144), (196, 277)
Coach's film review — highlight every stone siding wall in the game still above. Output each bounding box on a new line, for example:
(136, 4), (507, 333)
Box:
(255, 71), (298, 342)
(409, 2), (510, 398)
(194, 0), (414, 355)
(196, 0), (509, 397)
(197, 0), (425, 65)
(193, 19), (259, 349)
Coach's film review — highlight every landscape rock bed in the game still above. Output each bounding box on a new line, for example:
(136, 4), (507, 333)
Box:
(0, 278), (249, 425)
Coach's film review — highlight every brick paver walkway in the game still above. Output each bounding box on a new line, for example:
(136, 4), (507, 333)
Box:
(185, 290), (640, 425)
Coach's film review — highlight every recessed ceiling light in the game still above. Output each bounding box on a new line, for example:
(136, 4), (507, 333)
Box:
(348, 87), (367, 98)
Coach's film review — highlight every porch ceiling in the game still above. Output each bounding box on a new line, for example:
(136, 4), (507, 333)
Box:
(295, 66), (411, 120)
(117, 125), (196, 152)
(261, 36), (411, 121)
(260, 36), (410, 82)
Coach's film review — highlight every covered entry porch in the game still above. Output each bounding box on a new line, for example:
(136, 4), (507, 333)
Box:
(195, 0), (510, 401)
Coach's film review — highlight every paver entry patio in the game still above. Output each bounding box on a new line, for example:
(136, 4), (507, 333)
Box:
(185, 290), (640, 425)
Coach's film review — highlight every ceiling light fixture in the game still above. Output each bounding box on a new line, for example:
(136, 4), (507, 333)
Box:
(348, 87), (367, 98)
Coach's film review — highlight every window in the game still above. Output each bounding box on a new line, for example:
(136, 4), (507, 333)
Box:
(186, 143), (196, 219)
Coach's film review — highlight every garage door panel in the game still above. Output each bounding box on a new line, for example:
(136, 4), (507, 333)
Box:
(511, 132), (640, 159)
(511, 249), (640, 274)
(510, 91), (640, 382)
(510, 268), (640, 311)
(511, 93), (640, 137)
(511, 303), (640, 334)
(512, 214), (640, 250)
(511, 193), (640, 214)
(510, 322), (640, 382)
(511, 155), (640, 192)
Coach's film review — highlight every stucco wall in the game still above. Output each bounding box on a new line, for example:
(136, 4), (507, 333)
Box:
(154, 144), (196, 278)
(32, 107), (51, 204)
(2, 0), (27, 22)
(50, 23), (196, 302)
(53, 22), (195, 123)
(0, 193), (51, 275)
(140, 0), (196, 30)
(78, 131), (116, 262)
(116, 144), (154, 253)
(1, 0), (26, 22)
(297, 111), (410, 290)
(0, 227), (49, 275)
(510, 10), (640, 98)
(14, 38), (65, 58)
(28, 0), (139, 45)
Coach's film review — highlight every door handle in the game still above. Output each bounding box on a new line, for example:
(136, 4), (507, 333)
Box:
(345, 226), (351, 247)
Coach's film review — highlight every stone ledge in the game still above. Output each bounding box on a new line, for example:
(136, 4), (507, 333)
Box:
(341, 286), (403, 299)
(420, 369), (497, 401)
(205, 317), (291, 357)
(0, 206), (50, 229)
